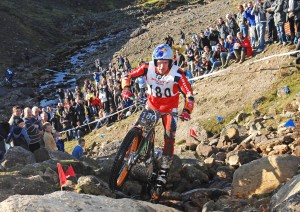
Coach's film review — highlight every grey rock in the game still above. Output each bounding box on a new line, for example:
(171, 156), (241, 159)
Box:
(76, 175), (115, 197)
(234, 112), (248, 123)
(226, 149), (261, 167)
(1, 146), (35, 169)
(50, 151), (76, 160)
(202, 200), (216, 212)
(232, 155), (300, 198)
(182, 165), (209, 183)
(122, 180), (143, 196)
(270, 173), (300, 211)
(43, 167), (59, 184)
(215, 152), (226, 161)
(183, 201), (201, 212)
(0, 191), (179, 211)
(196, 144), (217, 157)
(95, 157), (115, 182)
(34, 147), (50, 162)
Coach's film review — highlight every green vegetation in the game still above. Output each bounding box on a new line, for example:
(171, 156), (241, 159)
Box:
(246, 66), (300, 115)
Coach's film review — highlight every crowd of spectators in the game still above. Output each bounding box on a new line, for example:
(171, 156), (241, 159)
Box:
(174, 0), (300, 76)
(1, 55), (148, 157)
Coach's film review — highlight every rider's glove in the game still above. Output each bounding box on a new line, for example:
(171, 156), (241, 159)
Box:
(183, 95), (194, 114)
(180, 109), (191, 121)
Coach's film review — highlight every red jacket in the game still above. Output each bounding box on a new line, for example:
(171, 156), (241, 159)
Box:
(240, 37), (252, 57)
(128, 61), (193, 113)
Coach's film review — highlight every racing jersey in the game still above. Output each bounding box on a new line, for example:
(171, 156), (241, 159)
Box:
(128, 61), (193, 113)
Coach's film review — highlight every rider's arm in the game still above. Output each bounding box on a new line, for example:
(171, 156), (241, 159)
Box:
(177, 70), (194, 114)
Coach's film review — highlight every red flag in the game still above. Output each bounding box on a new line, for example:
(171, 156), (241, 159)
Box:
(65, 165), (76, 178)
(57, 163), (66, 187)
(190, 128), (198, 137)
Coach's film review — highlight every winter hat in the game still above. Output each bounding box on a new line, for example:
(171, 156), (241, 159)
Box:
(14, 118), (24, 125)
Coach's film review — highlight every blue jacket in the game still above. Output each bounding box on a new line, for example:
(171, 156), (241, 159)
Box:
(245, 8), (256, 26)
(224, 39), (236, 54)
(93, 73), (101, 83)
(72, 145), (83, 159)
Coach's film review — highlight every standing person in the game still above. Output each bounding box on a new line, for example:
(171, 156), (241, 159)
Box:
(8, 105), (22, 126)
(198, 31), (211, 51)
(208, 26), (220, 47)
(267, 0), (287, 45)
(252, 0), (267, 52)
(236, 5), (248, 37)
(6, 118), (30, 151)
(217, 17), (229, 39)
(5, 68), (14, 83)
(118, 55), (125, 70)
(285, 0), (300, 45)
(264, 0), (278, 44)
(57, 88), (65, 103)
(226, 13), (239, 37)
(174, 50), (186, 68)
(135, 76), (146, 97)
(245, 2), (258, 48)
(99, 86), (109, 114)
(23, 107), (41, 152)
(179, 30), (185, 47)
(124, 57), (132, 71)
(43, 122), (58, 152)
(72, 138), (85, 160)
(165, 35), (175, 47)
(75, 99), (86, 124)
(121, 44), (194, 202)
(65, 89), (74, 102)
(184, 44), (195, 76)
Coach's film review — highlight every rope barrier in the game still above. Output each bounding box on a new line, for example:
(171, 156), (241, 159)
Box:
(54, 50), (299, 136)
(187, 50), (299, 82)
(59, 101), (146, 134)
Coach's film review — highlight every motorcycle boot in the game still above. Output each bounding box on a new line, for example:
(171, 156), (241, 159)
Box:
(151, 155), (173, 203)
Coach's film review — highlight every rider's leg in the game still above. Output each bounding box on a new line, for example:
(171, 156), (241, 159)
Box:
(151, 113), (177, 201)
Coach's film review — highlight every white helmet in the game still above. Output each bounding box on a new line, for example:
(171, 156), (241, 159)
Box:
(152, 44), (174, 60)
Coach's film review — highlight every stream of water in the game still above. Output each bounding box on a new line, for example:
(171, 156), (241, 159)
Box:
(39, 30), (128, 108)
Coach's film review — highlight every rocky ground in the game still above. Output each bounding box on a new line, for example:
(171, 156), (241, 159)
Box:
(0, 0), (300, 211)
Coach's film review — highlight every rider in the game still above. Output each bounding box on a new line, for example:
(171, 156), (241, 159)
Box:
(122, 44), (194, 201)
(6, 68), (14, 83)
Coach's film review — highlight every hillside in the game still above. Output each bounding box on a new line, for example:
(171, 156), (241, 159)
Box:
(0, 0), (300, 211)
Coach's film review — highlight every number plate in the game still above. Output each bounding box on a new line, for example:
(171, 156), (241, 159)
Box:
(137, 109), (160, 129)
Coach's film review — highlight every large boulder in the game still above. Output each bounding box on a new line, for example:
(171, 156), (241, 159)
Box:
(225, 149), (261, 167)
(270, 174), (300, 211)
(181, 165), (209, 183)
(196, 143), (217, 157)
(0, 191), (179, 211)
(95, 157), (115, 182)
(1, 146), (35, 169)
(76, 175), (115, 197)
(232, 155), (300, 198)
(34, 147), (50, 162)
(0, 174), (57, 202)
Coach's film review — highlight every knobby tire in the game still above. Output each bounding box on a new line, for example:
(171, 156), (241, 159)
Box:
(109, 127), (142, 191)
